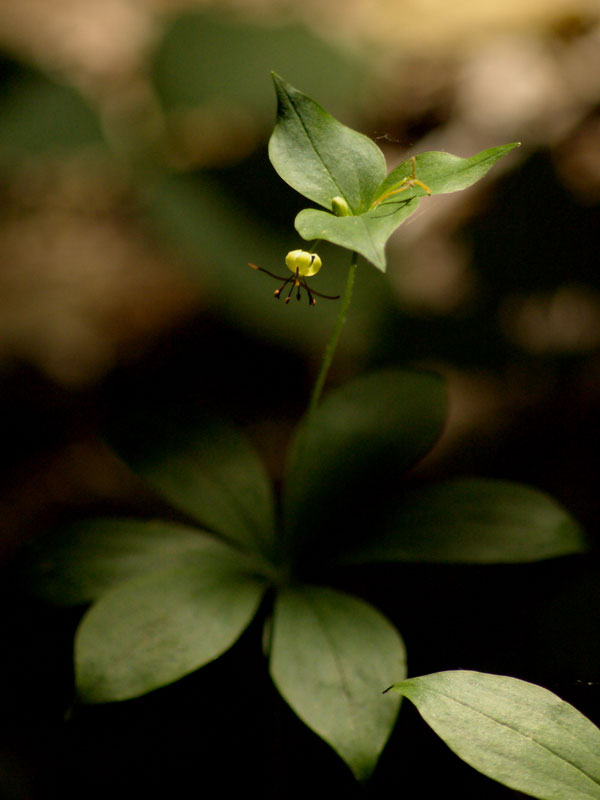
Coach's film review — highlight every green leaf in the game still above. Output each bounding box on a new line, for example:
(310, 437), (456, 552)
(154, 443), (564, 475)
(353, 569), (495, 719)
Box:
(295, 142), (519, 270)
(269, 585), (405, 781)
(75, 561), (267, 703)
(29, 518), (249, 605)
(109, 414), (276, 560)
(373, 143), (520, 206)
(282, 369), (447, 561)
(268, 73), (386, 214)
(295, 198), (418, 271)
(341, 478), (587, 565)
(389, 670), (600, 800)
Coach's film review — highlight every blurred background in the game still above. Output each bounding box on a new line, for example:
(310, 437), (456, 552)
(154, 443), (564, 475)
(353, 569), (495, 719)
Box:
(1, 0), (600, 797)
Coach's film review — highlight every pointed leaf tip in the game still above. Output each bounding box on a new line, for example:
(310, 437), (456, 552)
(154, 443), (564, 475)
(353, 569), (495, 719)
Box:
(268, 75), (386, 215)
(391, 670), (600, 800)
(269, 585), (406, 781)
(76, 564), (267, 703)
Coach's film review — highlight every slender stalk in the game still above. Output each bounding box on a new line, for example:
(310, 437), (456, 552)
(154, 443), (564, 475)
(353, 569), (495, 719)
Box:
(306, 251), (358, 422)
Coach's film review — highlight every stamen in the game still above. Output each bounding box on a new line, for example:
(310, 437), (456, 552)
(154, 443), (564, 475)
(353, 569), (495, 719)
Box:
(249, 263), (289, 281)
(304, 280), (316, 306)
(285, 278), (295, 303)
(249, 261), (339, 305)
(274, 279), (288, 298)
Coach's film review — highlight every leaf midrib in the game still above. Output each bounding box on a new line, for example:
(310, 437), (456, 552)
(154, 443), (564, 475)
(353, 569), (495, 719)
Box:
(285, 89), (350, 209)
(414, 686), (600, 795)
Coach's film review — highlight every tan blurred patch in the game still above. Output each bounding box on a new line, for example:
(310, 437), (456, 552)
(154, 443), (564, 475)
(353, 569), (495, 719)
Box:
(0, 0), (155, 89)
(0, 154), (201, 387)
(500, 284), (600, 355)
(164, 104), (263, 169)
(554, 113), (600, 204)
(388, 234), (474, 314)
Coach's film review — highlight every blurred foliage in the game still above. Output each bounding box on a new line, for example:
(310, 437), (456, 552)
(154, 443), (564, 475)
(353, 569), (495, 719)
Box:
(152, 11), (364, 121)
(0, 60), (104, 159)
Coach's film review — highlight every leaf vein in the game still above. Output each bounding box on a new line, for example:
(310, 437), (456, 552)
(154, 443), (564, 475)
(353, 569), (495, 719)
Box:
(424, 687), (600, 791)
(286, 92), (349, 208)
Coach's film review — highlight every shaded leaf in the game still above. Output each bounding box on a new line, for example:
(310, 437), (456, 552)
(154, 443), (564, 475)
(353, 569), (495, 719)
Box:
(282, 369), (447, 561)
(269, 585), (405, 781)
(30, 518), (248, 605)
(76, 561), (267, 703)
(268, 73), (386, 214)
(109, 414), (276, 559)
(341, 478), (587, 565)
(389, 670), (600, 800)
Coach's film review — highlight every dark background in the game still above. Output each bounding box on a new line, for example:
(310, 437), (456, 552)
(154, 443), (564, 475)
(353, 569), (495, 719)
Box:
(0, 3), (599, 797)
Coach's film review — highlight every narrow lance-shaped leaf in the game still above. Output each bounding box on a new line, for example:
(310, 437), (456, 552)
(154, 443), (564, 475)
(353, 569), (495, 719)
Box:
(29, 517), (248, 605)
(373, 143), (520, 205)
(269, 585), (405, 781)
(389, 670), (600, 800)
(108, 413), (276, 560)
(76, 559), (267, 703)
(341, 478), (587, 566)
(268, 73), (386, 214)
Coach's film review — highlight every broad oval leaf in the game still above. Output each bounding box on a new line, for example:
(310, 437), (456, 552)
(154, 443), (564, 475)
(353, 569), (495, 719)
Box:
(268, 73), (386, 214)
(282, 369), (447, 562)
(75, 561), (267, 703)
(108, 413), (276, 560)
(389, 670), (600, 800)
(295, 198), (418, 271)
(29, 517), (249, 605)
(341, 478), (587, 565)
(269, 585), (405, 781)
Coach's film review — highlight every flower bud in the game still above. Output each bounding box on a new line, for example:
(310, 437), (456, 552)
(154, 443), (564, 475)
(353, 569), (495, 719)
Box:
(331, 196), (351, 216)
(285, 249), (322, 277)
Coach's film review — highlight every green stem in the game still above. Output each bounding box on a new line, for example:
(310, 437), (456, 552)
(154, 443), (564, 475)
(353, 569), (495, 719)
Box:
(306, 251), (358, 422)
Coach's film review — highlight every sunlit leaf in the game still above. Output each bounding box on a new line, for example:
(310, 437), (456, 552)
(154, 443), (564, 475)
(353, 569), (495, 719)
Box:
(76, 561), (267, 703)
(267, 77), (518, 270)
(295, 143), (520, 269)
(269, 73), (386, 214)
(269, 585), (405, 781)
(341, 478), (587, 565)
(295, 199), (418, 271)
(389, 670), (600, 800)
(373, 144), (520, 205)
